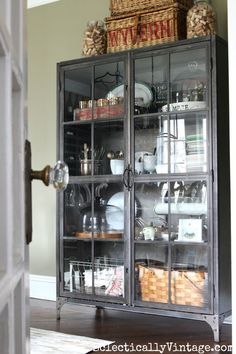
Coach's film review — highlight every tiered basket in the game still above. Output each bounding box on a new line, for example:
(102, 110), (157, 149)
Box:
(106, 5), (187, 53)
(138, 265), (208, 307)
(110, 0), (193, 16)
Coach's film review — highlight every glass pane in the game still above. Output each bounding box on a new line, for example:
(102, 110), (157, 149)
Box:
(170, 113), (207, 174)
(92, 182), (125, 237)
(171, 245), (208, 307)
(168, 48), (207, 112)
(64, 124), (91, 177)
(94, 241), (124, 297)
(134, 116), (168, 176)
(134, 55), (168, 114)
(94, 121), (124, 176)
(169, 180), (208, 243)
(153, 180), (208, 243)
(64, 66), (92, 122)
(135, 244), (168, 303)
(93, 182), (125, 297)
(95, 61), (125, 119)
(134, 182), (168, 241)
(63, 240), (92, 294)
(64, 183), (92, 237)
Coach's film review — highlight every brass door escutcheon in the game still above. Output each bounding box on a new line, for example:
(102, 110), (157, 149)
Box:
(25, 140), (69, 244)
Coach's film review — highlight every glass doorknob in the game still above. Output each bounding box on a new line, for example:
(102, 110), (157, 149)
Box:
(31, 161), (69, 190)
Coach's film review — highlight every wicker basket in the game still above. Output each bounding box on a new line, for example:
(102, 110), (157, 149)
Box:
(138, 265), (208, 307)
(106, 6), (187, 53)
(110, 0), (193, 16)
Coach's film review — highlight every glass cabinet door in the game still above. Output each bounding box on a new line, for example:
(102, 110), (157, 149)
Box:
(63, 182), (125, 299)
(62, 59), (127, 301)
(133, 46), (210, 311)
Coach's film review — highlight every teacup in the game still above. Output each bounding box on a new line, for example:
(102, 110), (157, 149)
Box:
(135, 161), (144, 175)
(110, 159), (124, 175)
(143, 226), (155, 241)
(143, 155), (156, 174)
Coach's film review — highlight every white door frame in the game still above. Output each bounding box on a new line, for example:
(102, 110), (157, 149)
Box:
(0, 0), (28, 353)
(227, 0), (235, 346)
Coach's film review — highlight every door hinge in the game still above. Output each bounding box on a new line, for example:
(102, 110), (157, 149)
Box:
(59, 270), (61, 282)
(213, 284), (216, 298)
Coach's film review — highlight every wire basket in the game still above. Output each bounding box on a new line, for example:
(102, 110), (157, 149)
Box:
(138, 265), (208, 306)
(68, 257), (124, 297)
(106, 6), (187, 53)
(110, 0), (193, 16)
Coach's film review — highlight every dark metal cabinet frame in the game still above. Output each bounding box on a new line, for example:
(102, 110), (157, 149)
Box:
(56, 36), (231, 342)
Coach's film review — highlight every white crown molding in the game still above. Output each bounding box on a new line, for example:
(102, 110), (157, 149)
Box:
(27, 0), (60, 9)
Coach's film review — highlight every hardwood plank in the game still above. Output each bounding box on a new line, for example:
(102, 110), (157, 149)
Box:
(30, 299), (231, 353)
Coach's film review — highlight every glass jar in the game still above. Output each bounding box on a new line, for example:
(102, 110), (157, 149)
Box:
(187, 0), (216, 39)
(79, 197), (123, 235)
(82, 20), (106, 56)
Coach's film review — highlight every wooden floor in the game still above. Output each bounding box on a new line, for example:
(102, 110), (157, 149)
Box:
(30, 299), (232, 353)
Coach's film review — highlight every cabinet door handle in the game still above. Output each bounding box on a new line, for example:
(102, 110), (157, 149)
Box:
(123, 167), (129, 188)
(127, 165), (134, 191)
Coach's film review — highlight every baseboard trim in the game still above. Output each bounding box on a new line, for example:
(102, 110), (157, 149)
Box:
(30, 274), (56, 301)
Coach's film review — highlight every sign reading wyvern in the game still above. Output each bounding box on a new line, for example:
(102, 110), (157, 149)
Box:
(106, 7), (187, 53)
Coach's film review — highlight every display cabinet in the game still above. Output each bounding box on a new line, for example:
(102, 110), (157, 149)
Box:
(56, 36), (231, 341)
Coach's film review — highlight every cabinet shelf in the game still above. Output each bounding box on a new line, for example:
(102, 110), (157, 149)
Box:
(133, 108), (209, 119)
(154, 203), (207, 215)
(63, 116), (124, 126)
(63, 236), (124, 242)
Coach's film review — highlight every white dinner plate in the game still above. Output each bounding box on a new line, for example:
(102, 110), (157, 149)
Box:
(106, 192), (138, 230)
(107, 83), (153, 107)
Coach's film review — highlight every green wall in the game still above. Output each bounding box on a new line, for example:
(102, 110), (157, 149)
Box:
(28, 0), (227, 276)
(212, 0), (228, 40)
(28, 0), (110, 276)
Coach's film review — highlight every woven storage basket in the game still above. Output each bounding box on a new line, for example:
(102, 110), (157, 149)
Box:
(110, 0), (193, 16)
(138, 265), (208, 307)
(106, 6), (187, 53)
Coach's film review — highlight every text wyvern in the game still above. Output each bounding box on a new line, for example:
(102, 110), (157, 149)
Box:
(108, 19), (173, 46)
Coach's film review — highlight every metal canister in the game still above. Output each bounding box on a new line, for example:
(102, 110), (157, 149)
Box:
(88, 99), (97, 108)
(79, 100), (88, 109)
(97, 98), (109, 107)
(108, 96), (124, 105)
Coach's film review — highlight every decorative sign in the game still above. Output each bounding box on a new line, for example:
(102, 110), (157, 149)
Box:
(178, 219), (202, 242)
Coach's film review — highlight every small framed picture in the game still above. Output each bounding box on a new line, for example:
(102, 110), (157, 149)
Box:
(178, 219), (202, 242)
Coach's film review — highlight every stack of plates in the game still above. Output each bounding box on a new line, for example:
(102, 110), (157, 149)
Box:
(186, 134), (205, 155)
(185, 134), (206, 172)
